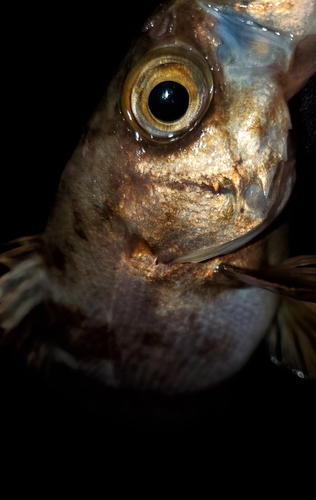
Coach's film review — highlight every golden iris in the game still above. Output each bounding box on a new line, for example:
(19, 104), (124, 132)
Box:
(121, 45), (214, 142)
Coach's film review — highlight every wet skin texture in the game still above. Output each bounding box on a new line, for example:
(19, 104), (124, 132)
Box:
(0, 0), (316, 430)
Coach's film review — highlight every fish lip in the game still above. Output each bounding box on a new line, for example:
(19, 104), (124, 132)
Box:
(166, 179), (233, 195)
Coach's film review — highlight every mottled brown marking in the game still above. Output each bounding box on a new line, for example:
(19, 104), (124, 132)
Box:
(94, 201), (116, 222)
(50, 246), (66, 271)
(142, 331), (164, 346)
(73, 210), (88, 241)
(45, 302), (120, 362)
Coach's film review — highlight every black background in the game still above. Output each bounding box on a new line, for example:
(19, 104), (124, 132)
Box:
(1, 1), (315, 468)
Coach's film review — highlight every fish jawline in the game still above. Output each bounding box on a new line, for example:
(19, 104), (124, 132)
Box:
(171, 214), (280, 264)
(172, 157), (296, 264)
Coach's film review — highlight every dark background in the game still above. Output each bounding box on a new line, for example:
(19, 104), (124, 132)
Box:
(1, 1), (315, 462)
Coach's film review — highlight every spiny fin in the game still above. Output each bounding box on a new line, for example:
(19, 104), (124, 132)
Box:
(214, 255), (316, 302)
(0, 236), (48, 333)
(268, 298), (316, 381)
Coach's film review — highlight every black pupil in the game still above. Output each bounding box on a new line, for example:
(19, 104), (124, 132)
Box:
(148, 81), (189, 122)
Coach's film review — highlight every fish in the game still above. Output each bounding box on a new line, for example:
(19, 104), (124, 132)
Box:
(0, 0), (316, 424)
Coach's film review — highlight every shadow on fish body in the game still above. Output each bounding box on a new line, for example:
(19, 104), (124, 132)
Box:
(1, 0), (316, 432)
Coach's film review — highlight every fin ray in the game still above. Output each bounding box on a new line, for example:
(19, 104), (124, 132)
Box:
(215, 255), (316, 301)
(0, 236), (48, 333)
(268, 298), (316, 380)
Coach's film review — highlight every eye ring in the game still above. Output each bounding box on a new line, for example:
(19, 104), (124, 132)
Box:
(121, 45), (214, 143)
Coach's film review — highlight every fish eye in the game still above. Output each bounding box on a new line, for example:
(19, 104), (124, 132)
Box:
(121, 45), (214, 143)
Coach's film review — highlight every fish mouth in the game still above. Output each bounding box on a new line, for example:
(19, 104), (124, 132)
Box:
(166, 179), (232, 195)
(171, 159), (296, 264)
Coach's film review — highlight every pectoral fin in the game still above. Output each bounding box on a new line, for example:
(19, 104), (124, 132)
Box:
(214, 255), (316, 302)
(215, 255), (316, 379)
(268, 298), (316, 381)
(0, 237), (48, 333)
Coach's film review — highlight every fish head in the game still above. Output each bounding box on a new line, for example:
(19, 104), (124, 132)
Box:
(44, 0), (315, 266)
